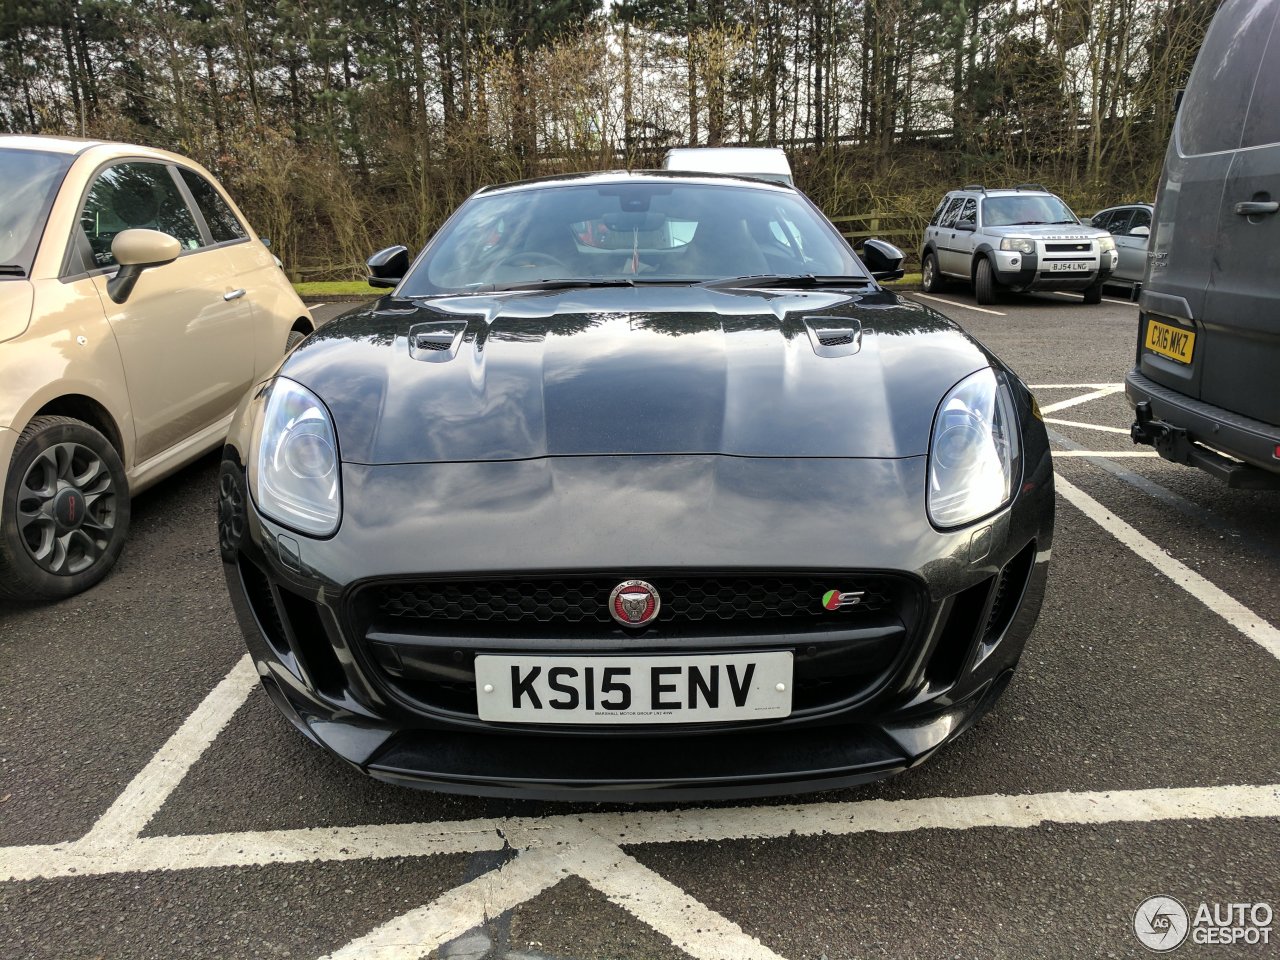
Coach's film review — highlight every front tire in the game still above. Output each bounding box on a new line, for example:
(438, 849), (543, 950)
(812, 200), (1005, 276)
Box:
(1082, 279), (1104, 304)
(922, 252), (944, 293)
(0, 416), (130, 602)
(286, 328), (307, 352)
(974, 257), (998, 305)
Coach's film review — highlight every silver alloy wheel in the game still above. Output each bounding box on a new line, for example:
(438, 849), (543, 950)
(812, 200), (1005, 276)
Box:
(16, 441), (118, 575)
(923, 256), (935, 288)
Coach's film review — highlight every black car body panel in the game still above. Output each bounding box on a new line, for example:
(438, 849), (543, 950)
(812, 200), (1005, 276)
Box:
(285, 289), (990, 464)
(1129, 0), (1280, 481)
(220, 173), (1054, 799)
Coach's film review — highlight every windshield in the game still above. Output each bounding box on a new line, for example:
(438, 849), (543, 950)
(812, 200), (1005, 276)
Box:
(0, 148), (75, 277)
(981, 194), (1079, 227)
(400, 180), (862, 295)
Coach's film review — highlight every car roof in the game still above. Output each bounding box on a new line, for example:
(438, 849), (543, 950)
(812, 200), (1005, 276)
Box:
(0, 134), (109, 155)
(474, 169), (797, 197)
(948, 187), (1059, 198)
(663, 147), (792, 175)
(0, 133), (206, 168)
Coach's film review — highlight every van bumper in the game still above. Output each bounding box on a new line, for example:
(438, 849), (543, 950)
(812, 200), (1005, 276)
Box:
(1126, 368), (1280, 487)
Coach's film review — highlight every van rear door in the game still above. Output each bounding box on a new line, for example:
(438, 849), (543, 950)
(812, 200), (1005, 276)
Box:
(1139, 0), (1277, 404)
(1197, 15), (1280, 426)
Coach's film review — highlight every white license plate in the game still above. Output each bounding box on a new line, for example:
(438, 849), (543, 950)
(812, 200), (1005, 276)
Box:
(1048, 261), (1087, 272)
(475, 652), (793, 724)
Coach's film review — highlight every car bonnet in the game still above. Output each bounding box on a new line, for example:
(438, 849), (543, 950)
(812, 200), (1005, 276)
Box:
(281, 287), (992, 464)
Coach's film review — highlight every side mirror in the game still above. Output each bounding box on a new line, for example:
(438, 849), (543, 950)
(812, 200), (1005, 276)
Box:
(1129, 225), (1150, 238)
(367, 245), (410, 289)
(107, 229), (181, 304)
(861, 238), (905, 281)
(954, 219), (977, 232)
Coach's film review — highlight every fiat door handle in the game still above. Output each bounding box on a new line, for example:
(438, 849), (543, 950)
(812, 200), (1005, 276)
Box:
(223, 288), (247, 301)
(1234, 200), (1279, 216)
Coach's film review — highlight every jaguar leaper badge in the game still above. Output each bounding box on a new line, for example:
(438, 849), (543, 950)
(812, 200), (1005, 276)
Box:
(609, 580), (660, 626)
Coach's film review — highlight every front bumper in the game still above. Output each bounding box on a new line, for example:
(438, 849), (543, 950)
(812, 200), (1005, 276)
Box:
(993, 245), (1116, 292)
(220, 444), (1054, 800)
(1127, 368), (1280, 487)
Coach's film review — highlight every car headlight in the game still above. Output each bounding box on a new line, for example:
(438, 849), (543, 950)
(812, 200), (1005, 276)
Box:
(1097, 235), (1116, 253)
(248, 377), (341, 536)
(928, 368), (1021, 529)
(999, 237), (1036, 255)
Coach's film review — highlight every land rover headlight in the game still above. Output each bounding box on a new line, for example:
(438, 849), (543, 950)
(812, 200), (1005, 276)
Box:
(248, 377), (342, 536)
(999, 237), (1036, 255)
(1097, 235), (1116, 253)
(928, 368), (1021, 529)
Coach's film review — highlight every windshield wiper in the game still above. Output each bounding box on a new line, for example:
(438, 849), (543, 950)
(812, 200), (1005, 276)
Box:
(700, 273), (874, 290)
(0, 264), (26, 277)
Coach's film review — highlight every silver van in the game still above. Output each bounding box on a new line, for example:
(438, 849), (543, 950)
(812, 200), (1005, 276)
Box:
(1128, 0), (1280, 488)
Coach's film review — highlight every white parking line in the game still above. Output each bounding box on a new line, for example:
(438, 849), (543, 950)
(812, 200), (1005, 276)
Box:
(78, 655), (257, 850)
(913, 293), (1007, 316)
(1057, 475), (1280, 662)
(1030, 383), (1124, 390)
(1039, 385), (1126, 415)
(1045, 291), (1139, 307)
(1053, 450), (1157, 457)
(1045, 417), (1131, 434)
(320, 848), (564, 960)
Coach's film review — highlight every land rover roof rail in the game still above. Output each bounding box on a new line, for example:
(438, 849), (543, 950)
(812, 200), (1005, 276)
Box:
(1014, 182), (1047, 191)
(962, 183), (986, 192)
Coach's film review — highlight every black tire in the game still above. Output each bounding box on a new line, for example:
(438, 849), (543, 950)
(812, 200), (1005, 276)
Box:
(286, 328), (307, 352)
(921, 252), (944, 293)
(1082, 279), (1104, 304)
(973, 257), (997, 305)
(0, 416), (130, 602)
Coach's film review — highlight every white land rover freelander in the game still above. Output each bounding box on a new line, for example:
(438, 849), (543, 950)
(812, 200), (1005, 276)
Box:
(921, 185), (1118, 304)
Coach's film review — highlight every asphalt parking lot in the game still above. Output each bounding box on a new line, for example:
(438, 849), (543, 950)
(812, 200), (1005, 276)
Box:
(2, 291), (1277, 959)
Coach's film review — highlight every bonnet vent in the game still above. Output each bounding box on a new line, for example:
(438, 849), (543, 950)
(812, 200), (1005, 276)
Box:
(408, 320), (468, 362)
(802, 316), (863, 358)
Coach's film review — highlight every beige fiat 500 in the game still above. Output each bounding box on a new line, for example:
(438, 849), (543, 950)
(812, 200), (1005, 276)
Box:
(0, 135), (314, 601)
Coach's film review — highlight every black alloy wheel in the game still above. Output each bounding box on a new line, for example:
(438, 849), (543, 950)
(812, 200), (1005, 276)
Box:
(0, 416), (130, 601)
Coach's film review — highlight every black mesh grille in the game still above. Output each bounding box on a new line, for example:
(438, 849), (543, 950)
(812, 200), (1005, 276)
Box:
(1045, 242), (1091, 252)
(818, 333), (855, 346)
(414, 336), (452, 351)
(376, 575), (892, 628)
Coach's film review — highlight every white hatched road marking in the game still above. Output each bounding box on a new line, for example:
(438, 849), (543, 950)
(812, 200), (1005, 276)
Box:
(320, 847), (566, 960)
(1029, 383), (1124, 389)
(913, 293), (1007, 316)
(78, 655), (257, 850)
(1046, 417), (1131, 434)
(1039, 384), (1126, 415)
(1053, 450), (1157, 458)
(1057, 475), (1280, 662)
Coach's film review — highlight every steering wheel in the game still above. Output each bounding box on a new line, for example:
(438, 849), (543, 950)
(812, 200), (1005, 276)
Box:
(493, 251), (568, 273)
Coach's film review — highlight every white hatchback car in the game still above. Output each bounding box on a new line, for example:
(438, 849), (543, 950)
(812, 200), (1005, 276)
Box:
(0, 135), (313, 600)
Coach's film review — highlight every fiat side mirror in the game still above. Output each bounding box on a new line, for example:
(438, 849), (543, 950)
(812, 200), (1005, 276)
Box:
(861, 238), (905, 282)
(1129, 225), (1151, 238)
(367, 245), (410, 289)
(107, 229), (181, 304)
